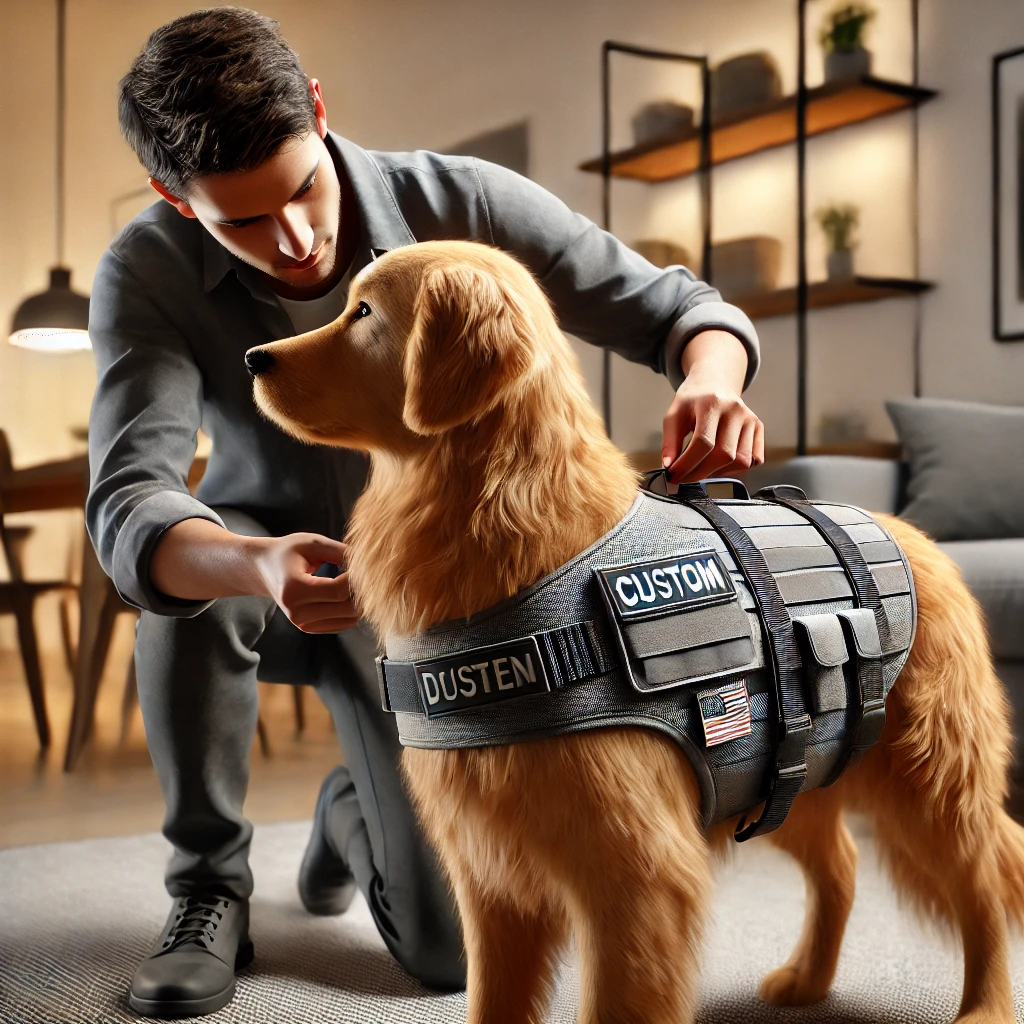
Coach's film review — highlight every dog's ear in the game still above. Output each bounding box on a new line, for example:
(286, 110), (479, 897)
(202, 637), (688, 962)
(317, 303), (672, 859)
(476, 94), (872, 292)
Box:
(403, 263), (533, 435)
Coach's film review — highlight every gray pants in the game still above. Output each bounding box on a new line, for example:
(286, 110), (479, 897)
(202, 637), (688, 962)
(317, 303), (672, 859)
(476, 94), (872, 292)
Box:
(133, 508), (465, 990)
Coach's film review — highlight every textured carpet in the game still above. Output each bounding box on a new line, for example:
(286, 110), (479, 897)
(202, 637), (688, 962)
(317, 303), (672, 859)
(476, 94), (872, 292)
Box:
(0, 821), (1021, 1023)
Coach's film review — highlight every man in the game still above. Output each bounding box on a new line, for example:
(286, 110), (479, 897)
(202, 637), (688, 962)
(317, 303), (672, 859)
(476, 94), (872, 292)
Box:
(89, 7), (764, 1018)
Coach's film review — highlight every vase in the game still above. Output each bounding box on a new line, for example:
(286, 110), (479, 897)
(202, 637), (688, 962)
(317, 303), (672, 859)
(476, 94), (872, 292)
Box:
(826, 249), (854, 280)
(824, 47), (872, 82)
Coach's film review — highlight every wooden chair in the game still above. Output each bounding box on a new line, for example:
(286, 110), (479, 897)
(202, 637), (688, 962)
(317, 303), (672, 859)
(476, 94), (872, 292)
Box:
(0, 430), (76, 750)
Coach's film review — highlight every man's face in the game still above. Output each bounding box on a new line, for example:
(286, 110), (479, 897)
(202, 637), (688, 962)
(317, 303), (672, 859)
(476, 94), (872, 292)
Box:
(183, 128), (342, 293)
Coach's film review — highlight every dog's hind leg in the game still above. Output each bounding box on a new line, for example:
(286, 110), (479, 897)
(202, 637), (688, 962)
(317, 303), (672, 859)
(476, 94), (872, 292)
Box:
(453, 867), (564, 1024)
(846, 515), (1020, 1023)
(757, 788), (858, 1006)
(863, 785), (1015, 1023)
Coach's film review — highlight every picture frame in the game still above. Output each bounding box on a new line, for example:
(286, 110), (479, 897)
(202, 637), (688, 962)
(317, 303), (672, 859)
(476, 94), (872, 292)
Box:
(992, 46), (1024, 341)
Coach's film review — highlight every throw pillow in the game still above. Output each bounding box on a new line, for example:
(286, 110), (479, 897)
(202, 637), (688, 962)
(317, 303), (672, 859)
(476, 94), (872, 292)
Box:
(885, 397), (1024, 541)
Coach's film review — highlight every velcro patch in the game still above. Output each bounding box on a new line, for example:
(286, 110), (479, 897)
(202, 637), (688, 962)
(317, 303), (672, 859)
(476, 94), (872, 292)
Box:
(414, 637), (550, 718)
(597, 550), (735, 620)
(697, 678), (753, 747)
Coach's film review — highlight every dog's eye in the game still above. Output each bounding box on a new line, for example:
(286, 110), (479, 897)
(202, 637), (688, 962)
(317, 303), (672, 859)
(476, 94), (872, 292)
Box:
(353, 301), (372, 321)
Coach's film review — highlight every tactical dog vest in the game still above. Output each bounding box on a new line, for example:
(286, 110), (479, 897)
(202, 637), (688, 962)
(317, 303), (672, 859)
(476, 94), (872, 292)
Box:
(376, 482), (917, 839)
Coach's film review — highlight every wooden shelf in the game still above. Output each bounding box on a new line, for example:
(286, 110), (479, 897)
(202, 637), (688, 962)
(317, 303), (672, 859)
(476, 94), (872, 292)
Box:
(579, 76), (937, 182)
(731, 275), (932, 320)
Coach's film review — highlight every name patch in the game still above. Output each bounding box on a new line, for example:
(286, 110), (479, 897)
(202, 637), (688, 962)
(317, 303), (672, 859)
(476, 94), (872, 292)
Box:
(597, 550), (735, 620)
(414, 637), (550, 718)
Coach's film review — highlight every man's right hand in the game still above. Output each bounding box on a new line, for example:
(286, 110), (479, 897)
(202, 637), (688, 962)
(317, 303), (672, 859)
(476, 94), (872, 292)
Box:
(150, 518), (359, 633)
(251, 533), (358, 633)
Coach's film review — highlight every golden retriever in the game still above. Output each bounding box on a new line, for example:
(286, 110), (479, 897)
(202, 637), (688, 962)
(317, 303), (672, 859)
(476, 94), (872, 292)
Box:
(250, 240), (1024, 1024)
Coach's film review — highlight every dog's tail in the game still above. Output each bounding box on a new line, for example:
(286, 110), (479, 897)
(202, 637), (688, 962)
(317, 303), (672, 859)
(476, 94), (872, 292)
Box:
(995, 809), (1024, 930)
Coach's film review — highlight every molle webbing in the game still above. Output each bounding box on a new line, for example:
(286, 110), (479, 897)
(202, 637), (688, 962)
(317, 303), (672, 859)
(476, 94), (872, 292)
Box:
(675, 484), (811, 841)
(760, 488), (889, 772)
(378, 488), (917, 835)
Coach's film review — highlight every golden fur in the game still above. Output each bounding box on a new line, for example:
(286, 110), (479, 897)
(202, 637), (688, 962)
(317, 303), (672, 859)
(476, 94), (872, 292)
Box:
(252, 240), (1024, 1023)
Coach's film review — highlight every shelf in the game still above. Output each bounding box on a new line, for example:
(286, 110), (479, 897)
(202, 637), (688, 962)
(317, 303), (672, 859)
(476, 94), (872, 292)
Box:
(730, 275), (932, 320)
(579, 76), (937, 182)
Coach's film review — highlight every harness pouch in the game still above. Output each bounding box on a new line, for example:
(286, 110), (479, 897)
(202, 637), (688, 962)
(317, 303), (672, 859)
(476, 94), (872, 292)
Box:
(792, 614), (850, 714)
(596, 549), (758, 693)
(835, 607), (886, 752)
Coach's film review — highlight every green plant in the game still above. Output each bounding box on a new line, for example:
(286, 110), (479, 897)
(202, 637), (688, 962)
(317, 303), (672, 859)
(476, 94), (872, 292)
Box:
(819, 3), (875, 53)
(815, 203), (860, 252)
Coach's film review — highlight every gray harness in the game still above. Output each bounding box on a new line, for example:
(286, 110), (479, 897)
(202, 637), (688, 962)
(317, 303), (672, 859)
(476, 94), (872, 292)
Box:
(376, 482), (916, 839)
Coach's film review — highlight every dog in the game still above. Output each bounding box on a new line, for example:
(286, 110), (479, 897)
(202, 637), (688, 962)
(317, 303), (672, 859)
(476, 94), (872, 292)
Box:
(249, 240), (1024, 1024)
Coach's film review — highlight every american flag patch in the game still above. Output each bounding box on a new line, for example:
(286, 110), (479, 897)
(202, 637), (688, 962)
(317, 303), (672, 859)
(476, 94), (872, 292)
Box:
(697, 678), (752, 747)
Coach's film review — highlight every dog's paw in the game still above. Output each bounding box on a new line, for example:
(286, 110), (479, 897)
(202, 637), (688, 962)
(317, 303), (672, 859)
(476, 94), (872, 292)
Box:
(758, 965), (830, 1007)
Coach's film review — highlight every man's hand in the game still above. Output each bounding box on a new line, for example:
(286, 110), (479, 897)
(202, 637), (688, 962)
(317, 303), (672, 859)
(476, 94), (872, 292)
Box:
(251, 534), (358, 634)
(662, 329), (764, 483)
(150, 518), (358, 633)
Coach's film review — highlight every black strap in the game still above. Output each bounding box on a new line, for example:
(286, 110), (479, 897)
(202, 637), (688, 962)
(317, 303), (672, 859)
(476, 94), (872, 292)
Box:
(377, 620), (612, 714)
(758, 487), (889, 765)
(674, 483), (811, 841)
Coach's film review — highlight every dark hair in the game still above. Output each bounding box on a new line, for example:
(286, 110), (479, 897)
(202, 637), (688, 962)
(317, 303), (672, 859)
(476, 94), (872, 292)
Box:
(118, 7), (316, 196)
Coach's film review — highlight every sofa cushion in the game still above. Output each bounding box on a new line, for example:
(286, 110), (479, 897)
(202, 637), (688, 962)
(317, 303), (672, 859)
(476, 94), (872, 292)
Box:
(939, 538), (1024, 660)
(886, 397), (1024, 541)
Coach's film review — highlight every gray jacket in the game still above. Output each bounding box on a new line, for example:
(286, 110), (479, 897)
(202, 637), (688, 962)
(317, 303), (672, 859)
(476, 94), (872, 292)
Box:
(86, 132), (760, 619)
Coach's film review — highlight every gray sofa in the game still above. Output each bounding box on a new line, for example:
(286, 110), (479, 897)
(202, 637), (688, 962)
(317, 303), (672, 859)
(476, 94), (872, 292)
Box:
(746, 456), (1024, 814)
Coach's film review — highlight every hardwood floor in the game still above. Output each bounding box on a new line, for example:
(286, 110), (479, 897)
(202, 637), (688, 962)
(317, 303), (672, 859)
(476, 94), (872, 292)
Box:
(0, 603), (344, 850)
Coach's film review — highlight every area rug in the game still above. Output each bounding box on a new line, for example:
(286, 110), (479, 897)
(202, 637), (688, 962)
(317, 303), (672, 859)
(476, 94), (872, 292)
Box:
(0, 820), (1021, 1023)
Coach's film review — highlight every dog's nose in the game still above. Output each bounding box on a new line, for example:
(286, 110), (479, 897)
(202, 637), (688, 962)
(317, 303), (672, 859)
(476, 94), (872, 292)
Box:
(245, 348), (274, 377)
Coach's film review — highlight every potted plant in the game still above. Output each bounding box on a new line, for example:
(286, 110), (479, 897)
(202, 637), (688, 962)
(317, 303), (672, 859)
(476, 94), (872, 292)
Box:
(820, 3), (876, 81)
(815, 203), (859, 279)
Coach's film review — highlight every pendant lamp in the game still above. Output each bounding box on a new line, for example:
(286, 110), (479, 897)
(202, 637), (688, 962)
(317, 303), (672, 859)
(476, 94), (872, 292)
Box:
(8, 0), (90, 352)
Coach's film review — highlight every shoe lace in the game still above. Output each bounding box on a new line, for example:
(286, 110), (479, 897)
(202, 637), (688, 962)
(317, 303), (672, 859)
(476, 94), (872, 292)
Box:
(161, 896), (228, 954)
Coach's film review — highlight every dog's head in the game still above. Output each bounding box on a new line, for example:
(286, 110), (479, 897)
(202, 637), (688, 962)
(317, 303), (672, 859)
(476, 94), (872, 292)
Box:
(248, 241), (552, 453)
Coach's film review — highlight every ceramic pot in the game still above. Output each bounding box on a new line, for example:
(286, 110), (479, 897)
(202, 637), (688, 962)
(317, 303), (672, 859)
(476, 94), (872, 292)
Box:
(824, 47), (872, 82)
(827, 249), (855, 279)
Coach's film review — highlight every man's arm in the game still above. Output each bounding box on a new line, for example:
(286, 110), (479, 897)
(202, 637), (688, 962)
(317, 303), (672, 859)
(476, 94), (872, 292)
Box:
(87, 246), (230, 617)
(472, 159), (763, 479)
(87, 245), (356, 632)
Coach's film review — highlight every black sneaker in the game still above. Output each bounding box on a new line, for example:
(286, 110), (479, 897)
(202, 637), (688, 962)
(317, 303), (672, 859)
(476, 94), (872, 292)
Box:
(128, 893), (253, 1019)
(298, 765), (358, 916)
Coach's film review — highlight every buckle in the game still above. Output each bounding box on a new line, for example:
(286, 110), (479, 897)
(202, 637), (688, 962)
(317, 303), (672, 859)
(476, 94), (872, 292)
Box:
(755, 483), (808, 501)
(853, 698), (886, 750)
(776, 712), (811, 765)
(375, 655), (392, 713)
(777, 761), (808, 781)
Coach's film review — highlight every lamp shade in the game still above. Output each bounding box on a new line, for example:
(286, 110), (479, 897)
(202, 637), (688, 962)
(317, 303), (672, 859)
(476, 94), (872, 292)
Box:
(9, 267), (91, 351)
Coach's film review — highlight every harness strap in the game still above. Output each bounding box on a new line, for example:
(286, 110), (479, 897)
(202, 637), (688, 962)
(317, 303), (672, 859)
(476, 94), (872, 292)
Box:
(675, 483), (811, 841)
(758, 486), (889, 768)
(377, 620), (613, 715)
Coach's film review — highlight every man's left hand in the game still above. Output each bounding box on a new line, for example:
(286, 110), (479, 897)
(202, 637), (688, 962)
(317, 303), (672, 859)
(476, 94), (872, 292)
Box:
(661, 329), (765, 483)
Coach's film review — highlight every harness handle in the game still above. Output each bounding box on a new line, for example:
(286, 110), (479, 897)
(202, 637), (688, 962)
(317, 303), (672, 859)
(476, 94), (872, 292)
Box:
(642, 470), (750, 501)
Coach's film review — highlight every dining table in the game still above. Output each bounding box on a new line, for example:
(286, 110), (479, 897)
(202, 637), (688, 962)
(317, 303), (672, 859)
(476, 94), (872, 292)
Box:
(2, 444), (206, 769)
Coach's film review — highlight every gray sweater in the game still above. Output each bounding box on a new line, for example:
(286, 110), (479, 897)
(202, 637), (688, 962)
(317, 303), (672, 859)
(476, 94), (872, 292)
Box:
(86, 132), (760, 620)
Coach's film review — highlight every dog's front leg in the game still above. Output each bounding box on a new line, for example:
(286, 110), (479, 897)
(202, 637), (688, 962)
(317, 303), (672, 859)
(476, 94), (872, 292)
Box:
(452, 864), (564, 1024)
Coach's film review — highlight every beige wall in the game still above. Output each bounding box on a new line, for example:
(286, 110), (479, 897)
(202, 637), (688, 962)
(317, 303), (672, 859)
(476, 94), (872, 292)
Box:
(1, 0), (1022, 648)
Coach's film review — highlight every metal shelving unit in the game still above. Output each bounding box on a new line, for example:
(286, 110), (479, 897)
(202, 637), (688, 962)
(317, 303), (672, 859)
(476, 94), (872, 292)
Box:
(583, 1), (934, 452)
